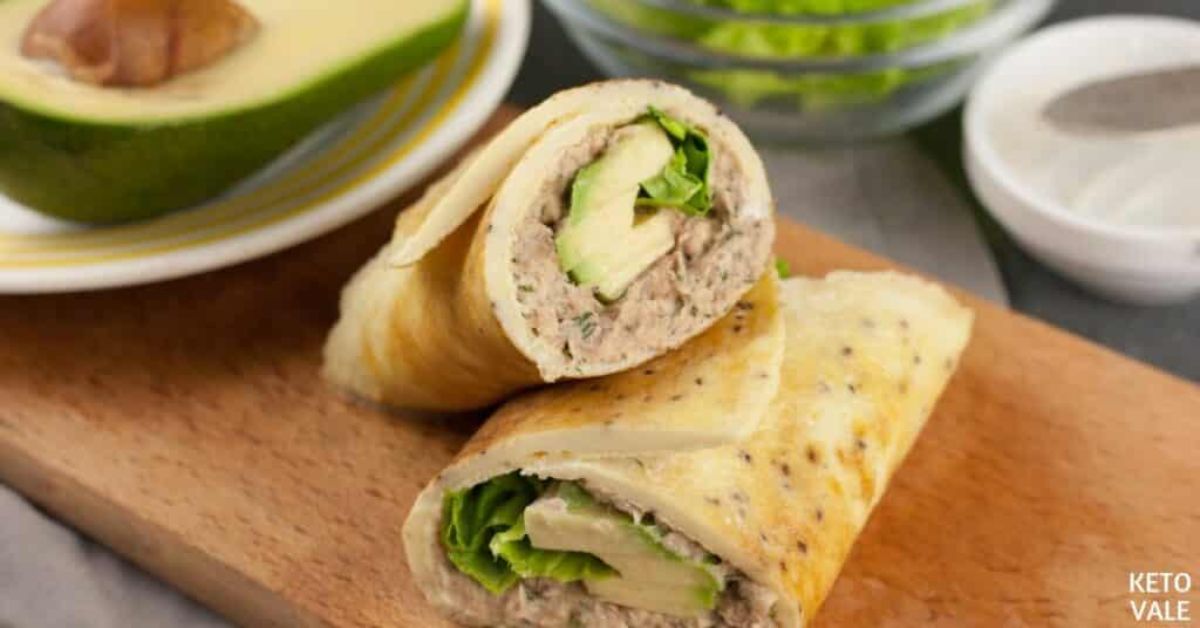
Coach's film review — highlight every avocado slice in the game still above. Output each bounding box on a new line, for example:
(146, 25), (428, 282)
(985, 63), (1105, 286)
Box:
(0, 0), (467, 223)
(524, 484), (723, 617)
(555, 121), (677, 302)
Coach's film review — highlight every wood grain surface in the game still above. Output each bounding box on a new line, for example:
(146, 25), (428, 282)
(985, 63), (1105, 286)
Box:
(0, 108), (1197, 628)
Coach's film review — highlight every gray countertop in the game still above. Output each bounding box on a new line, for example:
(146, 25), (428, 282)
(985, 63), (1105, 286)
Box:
(509, 0), (1199, 381)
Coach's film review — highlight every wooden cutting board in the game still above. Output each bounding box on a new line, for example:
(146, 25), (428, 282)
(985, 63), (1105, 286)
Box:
(0, 107), (1196, 628)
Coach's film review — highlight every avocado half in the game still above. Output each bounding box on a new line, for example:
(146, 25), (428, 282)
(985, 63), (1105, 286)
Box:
(0, 0), (468, 223)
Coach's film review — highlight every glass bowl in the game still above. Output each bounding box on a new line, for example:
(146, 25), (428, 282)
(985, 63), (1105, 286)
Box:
(541, 0), (1056, 142)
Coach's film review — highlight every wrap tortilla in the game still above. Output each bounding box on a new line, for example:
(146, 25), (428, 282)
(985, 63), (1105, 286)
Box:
(403, 272), (973, 627)
(324, 80), (775, 410)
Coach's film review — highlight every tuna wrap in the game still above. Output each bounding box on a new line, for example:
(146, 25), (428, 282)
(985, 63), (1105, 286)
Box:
(403, 272), (974, 627)
(323, 80), (775, 410)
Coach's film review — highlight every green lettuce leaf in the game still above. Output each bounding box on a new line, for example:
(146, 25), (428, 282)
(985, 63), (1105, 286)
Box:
(441, 473), (615, 595)
(638, 107), (714, 216)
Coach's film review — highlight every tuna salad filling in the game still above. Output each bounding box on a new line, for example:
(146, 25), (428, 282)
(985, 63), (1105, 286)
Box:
(436, 473), (781, 627)
(512, 109), (772, 377)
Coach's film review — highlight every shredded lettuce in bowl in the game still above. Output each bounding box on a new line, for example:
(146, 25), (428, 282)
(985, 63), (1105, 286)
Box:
(689, 0), (927, 15)
(591, 0), (991, 108)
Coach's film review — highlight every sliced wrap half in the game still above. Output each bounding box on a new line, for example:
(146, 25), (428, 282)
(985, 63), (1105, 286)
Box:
(324, 80), (775, 410)
(403, 272), (974, 627)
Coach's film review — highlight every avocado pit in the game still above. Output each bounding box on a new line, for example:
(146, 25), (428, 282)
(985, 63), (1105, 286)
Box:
(20, 0), (259, 87)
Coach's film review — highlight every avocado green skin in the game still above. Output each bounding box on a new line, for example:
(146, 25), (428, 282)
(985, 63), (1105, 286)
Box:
(0, 3), (467, 224)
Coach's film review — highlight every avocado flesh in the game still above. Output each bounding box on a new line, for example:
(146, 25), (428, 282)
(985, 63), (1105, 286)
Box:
(555, 122), (677, 301)
(569, 212), (675, 302)
(523, 486), (722, 617)
(586, 576), (716, 618)
(0, 0), (467, 223)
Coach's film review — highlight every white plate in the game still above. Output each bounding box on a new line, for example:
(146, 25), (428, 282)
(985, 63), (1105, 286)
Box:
(0, 0), (529, 294)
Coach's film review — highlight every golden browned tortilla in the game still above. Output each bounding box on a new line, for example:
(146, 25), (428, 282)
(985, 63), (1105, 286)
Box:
(324, 80), (776, 411)
(404, 271), (974, 627)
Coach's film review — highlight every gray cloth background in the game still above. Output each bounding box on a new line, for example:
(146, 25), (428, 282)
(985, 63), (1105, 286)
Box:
(3, 0), (1197, 626)
(0, 489), (226, 628)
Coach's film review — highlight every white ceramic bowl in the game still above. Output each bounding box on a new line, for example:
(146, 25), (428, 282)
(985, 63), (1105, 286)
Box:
(964, 15), (1200, 305)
